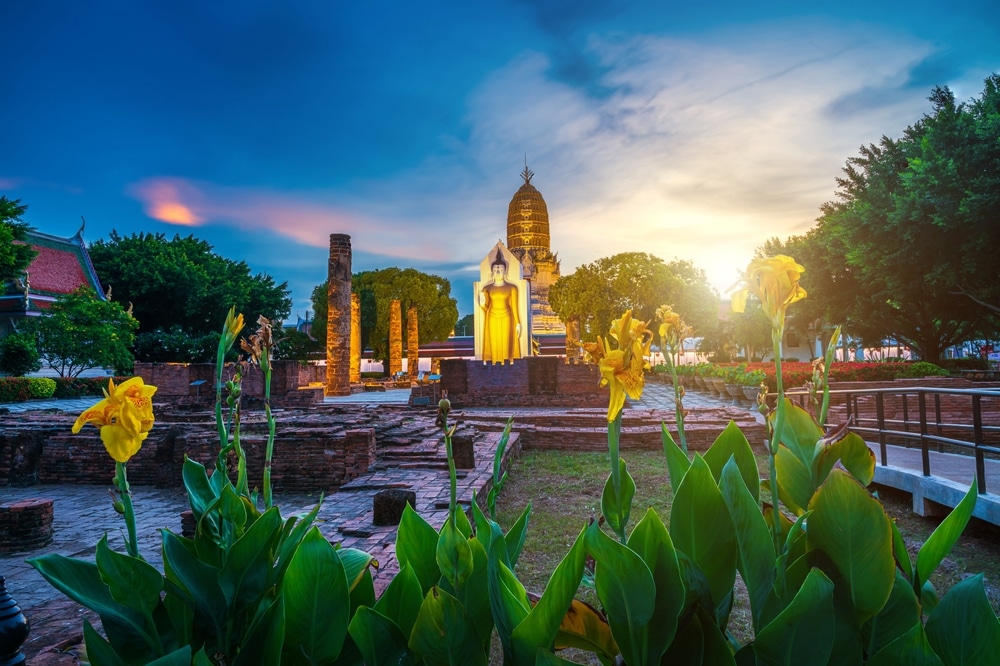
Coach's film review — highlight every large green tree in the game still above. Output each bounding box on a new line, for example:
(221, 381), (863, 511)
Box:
(549, 252), (719, 342)
(89, 232), (292, 339)
(0, 196), (37, 284)
(311, 268), (459, 365)
(812, 75), (1000, 362)
(29, 288), (138, 377)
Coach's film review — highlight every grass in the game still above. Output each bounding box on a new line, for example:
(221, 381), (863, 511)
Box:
(491, 446), (1000, 662)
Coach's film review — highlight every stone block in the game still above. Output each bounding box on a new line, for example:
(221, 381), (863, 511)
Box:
(452, 435), (476, 469)
(373, 489), (416, 526)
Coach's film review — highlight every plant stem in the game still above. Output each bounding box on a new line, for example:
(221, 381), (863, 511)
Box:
(609, 411), (622, 496)
(115, 461), (140, 559)
(769, 330), (786, 553)
(665, 351), (688, 454)
(262, 353), (275, 509)
(442, 416), (458, 527)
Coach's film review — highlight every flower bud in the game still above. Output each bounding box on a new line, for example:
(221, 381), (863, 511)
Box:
(438, 398), (451, 414)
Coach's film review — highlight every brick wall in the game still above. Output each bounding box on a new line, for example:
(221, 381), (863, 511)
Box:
(438, 358), (605, 407)
(134, 361), (323, 408)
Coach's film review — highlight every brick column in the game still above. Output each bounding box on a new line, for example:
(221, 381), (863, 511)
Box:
(326, 234), (352, 396)
(407, 305), (419, 380)
(389, 299), (402, 377)
(350, 293), (361, 384)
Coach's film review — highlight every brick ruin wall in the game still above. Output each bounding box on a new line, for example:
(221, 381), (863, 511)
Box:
(134, 361), (324, 408)
(436, 357), (606, 407)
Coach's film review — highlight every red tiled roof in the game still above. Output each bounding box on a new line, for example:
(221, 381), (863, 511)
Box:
(26, 245), (91, 295)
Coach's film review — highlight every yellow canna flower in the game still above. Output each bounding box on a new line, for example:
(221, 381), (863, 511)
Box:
(599, 348), (645, 422)
(222, 307), (246, 350)
(655, 304), (690, 351)
(72, 377), (158, 463)
(729, 255), (807, 329)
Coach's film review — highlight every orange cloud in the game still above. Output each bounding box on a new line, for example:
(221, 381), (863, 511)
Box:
(130, 178), (204, 226)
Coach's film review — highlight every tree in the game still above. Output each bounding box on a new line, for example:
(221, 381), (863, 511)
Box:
(812, 75), (1000, 362)
(455, 313), (474, 337)
(0, 331), (41, 376)
(549, 252), (719, 342)
(0, 196), (37, 284)
(88, 232), (292, 341)
(311, 268), (459, 367)
(28, 288), (138, 377)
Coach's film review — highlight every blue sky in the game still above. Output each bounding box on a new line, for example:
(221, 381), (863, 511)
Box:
(2, 1), (998, 320)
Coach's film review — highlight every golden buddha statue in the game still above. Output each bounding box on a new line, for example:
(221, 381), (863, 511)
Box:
(480, 250), (521, 363)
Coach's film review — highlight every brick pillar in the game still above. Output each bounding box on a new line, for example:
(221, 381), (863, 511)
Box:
(350, 293), (361, 384)
(407, 305), (419, 380)
(566, 317), (581, 361)
(325, 234), (352, 396)
(389, 299), (402, 377)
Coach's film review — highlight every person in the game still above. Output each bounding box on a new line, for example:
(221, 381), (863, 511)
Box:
(480, 250), (521, 363)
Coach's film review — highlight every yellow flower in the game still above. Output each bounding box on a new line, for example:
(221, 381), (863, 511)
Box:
(655, 304), (690, 350)
(608, 310), (653, 367)
(730, 255), (807, 329)
(72, 377), (157, 463)
(599, 348), (645, 421)
(223, 307), (246, 349)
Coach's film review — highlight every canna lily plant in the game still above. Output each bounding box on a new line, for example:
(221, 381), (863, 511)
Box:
(656, 303), (693, 453)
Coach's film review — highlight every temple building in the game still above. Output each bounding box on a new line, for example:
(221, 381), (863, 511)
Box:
(506, 167), (565, 335)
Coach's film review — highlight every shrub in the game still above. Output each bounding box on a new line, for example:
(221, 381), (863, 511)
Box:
(52, 376), (126, 398)
(0, 377), (31, 402)
(0, 332), (41, 377)
(27, 377), (57, 398)
(893, 361), (950, 378)
(939, 357), (990, 371)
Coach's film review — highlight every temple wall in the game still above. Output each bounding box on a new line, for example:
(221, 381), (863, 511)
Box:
(435, 357), (604, 407)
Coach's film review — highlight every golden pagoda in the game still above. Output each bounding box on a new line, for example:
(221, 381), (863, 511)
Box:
(506, 167), (564, 335)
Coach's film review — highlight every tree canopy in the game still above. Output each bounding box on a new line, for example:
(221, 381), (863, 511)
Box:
(549, 252), (719, 342)
(805, 75), (1000, 362)
(28, 288), (138, 377)
(0, 196), (37, 284)
(88, 231), (292, 337)
(311, 267), (459, 364)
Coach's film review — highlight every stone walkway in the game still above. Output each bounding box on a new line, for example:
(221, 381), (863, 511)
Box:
(0, 380), (757, 661)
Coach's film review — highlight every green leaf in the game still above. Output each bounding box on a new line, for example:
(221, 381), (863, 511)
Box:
(273, 500), (322, 586)
(340, 546), (378, 592)
(660, 613), (704, 666)
(916, 478), (978, 590)
(472, 492), (491, 548)
(375, 563), (424, 639)
(397, 503), (442, 593)
(662, 423), (691, 492)
(601, 457), (636, 540)
(753, 568), (835, 666)
(161, 531), (227, 640)
(890, 518), (914, 582)
(807, 469), (894, 622)
(233, 595), (285, 666)
(182, 457), (217, 520)
(487, 522), (532, 660)
(408, 587), (487, 666)
(95, 535), (163, 618)
(505, 503), (532, 568)
(83, 618), (127, 666)
(925, 574), (1000, 666)
(701, 607), (738, 666)
(147, 646), (194, 665)
(863, 570), (921, 658)
(455, 501), (474, 538)
(867, 622), (945, 666)
(704, 421), (760, 503)
(348, 606), (417, 666)
(534, 649), (582, 665)
(626, 507), (684, 662)
(437, 519), (474, 590)
(669, 454), (736, 608)
(585, 520), (655, 666)
(457, 536), (494, 649)
(774, 444), (814, 515)
(720, 458), (775, 625)
(550, 596), (619, 660)
(218, 506), (283, 607)
(282, 528), (350, 663)
(815, 432), (875, 487)
(775, 399), (824, 470)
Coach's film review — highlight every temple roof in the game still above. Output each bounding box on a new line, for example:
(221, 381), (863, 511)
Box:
(506, 166), (551, 257)
(0, 227), (104, 313)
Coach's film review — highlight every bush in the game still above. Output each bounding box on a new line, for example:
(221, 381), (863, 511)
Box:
(0, 332), (41, 377)
(134, 326), (221, 363)
(52, 376), (126, 398)
(28, 377), (57, 398)
(893, 361), (950, 378)
(939, 357), (990, 371)
(0, 377), (32, 402)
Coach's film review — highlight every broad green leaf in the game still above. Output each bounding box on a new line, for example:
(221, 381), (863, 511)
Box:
(160, 531), (227, 637)
(774, 399), (824, 470)
(95, 535), (163, 617)
(753, 568), (835, 666)
(807, 469), (894, 622)
(147, 646), (194, 665)
(662, 423), (691, 492)
(720, 458), (775, 624)
(437, 519), (474, 590)
(701, 607), (737, 666)
(867, 622), (945, 666)
(340, 546), (378, 592)
(916, 478), (978, 590)
(216, 484), (249, 543)
(660, 613), (704, 666)
(232, 595), (284, 666)
(925, 574), (1000, 666)
(218, 506), (283, 607)
(669, 454), (736, 607)
(459, 537), (494, 650)
(375, 563), (424, 639)
(815, 432), (875, 487)
(273, 500), (322, 585)
(585, 521), (655, 666)
(282, 528), (350, 663)
(409, 587), (487, 666)
(505, 503), (532, 567)
(511, 526), (587, 664)
(397, 503), (442, 593)
(626, 507), (684, 662)
(83, 618), (127, 666)
(349, 606), (416, 666)
(890, 518), (914, 582)
(774, 445), (814, 515)
(705, 421), (760, 503)
(192, 647), (214, 666)
(471, 493), (491, 547)
(487, 522), (532, 660)
(863, 570), (921, 658)
(182, 457), (217, 520)
(535, 649), (581, 665)
(601, 457), (636, 539)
